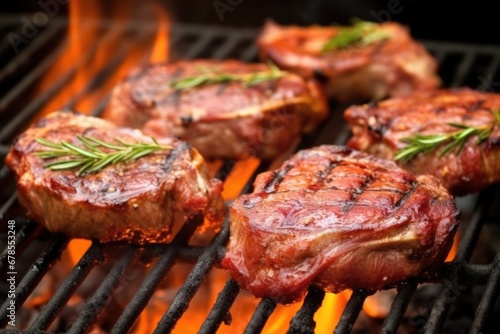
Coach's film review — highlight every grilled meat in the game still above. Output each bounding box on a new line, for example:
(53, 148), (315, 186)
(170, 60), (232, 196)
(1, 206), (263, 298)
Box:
(102, 59), (329, 160)
(257, 20), (440, 102)
(222, 145), (458, 304)
(5, 111), (225, 244)
(345, 88), (500, 195)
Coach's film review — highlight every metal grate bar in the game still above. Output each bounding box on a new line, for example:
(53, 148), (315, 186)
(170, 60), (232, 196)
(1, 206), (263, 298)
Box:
(334, 289), (370, 334)
(0, 25), (62, 85)
(457, 263), (491, 285)
(153, 219), (230, 333)
(198, 279), (240, 334)
(89, 93), (112, 117)
(0, 192), (18, 219)
(456, 193), (496, 261)
(110, 216), (203, 333)
(423, 41), (500, 55)
(239, 43), (259, 62)
(450, 52), (476, 88)
(183, 32), (217, 60)
(30, 242), (103, 330)
(287, 286), (326, 334)
(0, 23), (21, 54)
(238, 161), (271, 195)
(214, 160), (236, 182)
(244, 299), (277, 334)
(0, 165), (13, 181)
(0, 237), (69, 327)
(469, 251), (500, 333)
(0, 222), (40, 274)
(0, 145), (9, 156)
(67, 246), (137, 333)
(0, 40), (67, 142)
(380, 281), (418, 333)
(173, 24), (257, 39)
(482, 56), (500, 86)
(424, 187), (497, 333)
(0, 24), (129, 144)
(432, 50), (447, 65)
(212, 35), (245, 60)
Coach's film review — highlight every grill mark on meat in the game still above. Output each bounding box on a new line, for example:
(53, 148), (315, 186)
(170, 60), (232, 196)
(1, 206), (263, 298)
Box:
(466, 99), (484, 112)
(432, 107), (445, 114)
(368, 119), (388, 136)
(157, 89), (182, 106)
(171, 67), (186, 80)
(314, 161), (340, 188)
(161, 141), (190, 172)
(155, 67), (186, 106)
(313, 69), (329, 83)
(215, 82), (230, 96)
(367, 188), (405, 195)
(180, 115), (193, 126)
(223, 145), (458, 303)
(484, 136), (500, 152)
(342, 174), (376, 213)
(264, 163), (294, 193)
(394, 180), (419, 209)
(263, 80), (278, 93)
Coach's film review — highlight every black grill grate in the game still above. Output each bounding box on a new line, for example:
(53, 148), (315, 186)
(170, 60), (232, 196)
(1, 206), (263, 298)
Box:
(1, 15), (500, 333)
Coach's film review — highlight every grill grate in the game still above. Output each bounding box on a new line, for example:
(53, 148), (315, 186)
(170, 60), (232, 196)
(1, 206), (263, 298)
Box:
(1, 15), (500, 333)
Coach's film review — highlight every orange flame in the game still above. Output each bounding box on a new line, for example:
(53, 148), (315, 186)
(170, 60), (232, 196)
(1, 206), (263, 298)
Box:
(34, 0), (170, 118)
(445, 230), (460, 262)
(315, 291), (351, 333)
(149, 3), (170, 64)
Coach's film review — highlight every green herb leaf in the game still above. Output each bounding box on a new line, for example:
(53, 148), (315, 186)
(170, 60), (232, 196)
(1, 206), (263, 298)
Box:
(395, 109), (500, 163)
(35, 136), (171, 176)
(169, 61), (287, 91)
(322, 19), (390, 52)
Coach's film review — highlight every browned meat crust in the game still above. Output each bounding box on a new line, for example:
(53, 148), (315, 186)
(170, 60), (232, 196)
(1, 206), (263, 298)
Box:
(221, 145), (458, 304)
(257, 20), (440, 102)
(102, 59), (329, 160)
(344, 88), (500, 195)
(5, 111), (225, 244)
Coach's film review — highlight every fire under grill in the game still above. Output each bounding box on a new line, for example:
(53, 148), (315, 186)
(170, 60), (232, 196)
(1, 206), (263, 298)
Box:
(2, 14), (500, 334)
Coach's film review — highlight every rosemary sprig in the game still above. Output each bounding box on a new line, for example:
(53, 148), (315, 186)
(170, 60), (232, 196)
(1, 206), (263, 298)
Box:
(394, 109), (500, 163)
(169, 61), (286, 90)
(35, 135), (171, 176)
(322, 19), (390, 52)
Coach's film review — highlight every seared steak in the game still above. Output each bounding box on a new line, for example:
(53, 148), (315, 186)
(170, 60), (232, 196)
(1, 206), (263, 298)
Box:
(221, 145), (458, 304)
(257, 20), (440, 102)
(103, 59), (329, 160)
(5, 111), (225, 244)
(345, 88), (500, 195)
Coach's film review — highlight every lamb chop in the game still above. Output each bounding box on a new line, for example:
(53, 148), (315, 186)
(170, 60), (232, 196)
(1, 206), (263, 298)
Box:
(221, 145), (458, 304)
(344, 88), (500, 195)
(102, 59), (329, 160)
(257, 20), (440, 102)
(5, 111), (225, 244)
